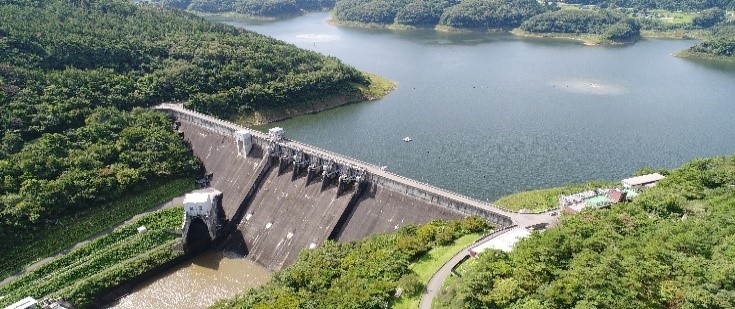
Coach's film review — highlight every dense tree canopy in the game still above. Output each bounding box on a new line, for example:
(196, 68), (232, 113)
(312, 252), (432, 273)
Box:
(333, 0), (547, 28)
(686, 22), (735, 58)
(333, 0), (411, 24)
(0, 0), (367, 132)
(212, 217), (490, 308)
(0, 0), (368, 248)
(159, 0), (336, 17)
(394, 0), (460, 26)
(438, 0), (547, 29)
(520, 9), (641, 41)
(436, 154), (735, 308)
(692, 8), (726, 28)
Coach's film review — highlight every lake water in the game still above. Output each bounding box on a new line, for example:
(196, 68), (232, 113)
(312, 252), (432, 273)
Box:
(209, 13), (735, 202)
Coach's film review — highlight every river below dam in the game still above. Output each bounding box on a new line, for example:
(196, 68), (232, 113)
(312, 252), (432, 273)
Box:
(208, 12), (735, 202)
(108, 251), (270, 309)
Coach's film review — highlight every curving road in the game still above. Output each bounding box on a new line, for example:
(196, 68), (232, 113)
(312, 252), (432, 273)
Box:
(419, 227), (523, 309)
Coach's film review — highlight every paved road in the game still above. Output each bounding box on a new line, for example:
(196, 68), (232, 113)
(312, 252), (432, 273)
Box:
(419, 248), (471, 309)
(155, 104), (558, 229)
(419, 227), (520, 309)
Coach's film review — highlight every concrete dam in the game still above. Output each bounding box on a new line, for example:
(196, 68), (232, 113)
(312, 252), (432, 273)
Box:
(156, 104), (550, 271)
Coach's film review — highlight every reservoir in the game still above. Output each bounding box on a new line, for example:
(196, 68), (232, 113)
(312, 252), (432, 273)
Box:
(112, 14), (735, 308)
(208, 13), (735, 202)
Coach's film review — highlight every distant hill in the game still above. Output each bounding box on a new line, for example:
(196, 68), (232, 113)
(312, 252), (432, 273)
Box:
(158, 0), (335, 17)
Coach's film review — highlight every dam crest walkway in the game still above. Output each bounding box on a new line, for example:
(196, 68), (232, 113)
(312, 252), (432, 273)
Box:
(154, 103), (555, 229)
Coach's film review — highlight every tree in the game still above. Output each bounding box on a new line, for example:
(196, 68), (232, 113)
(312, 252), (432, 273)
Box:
(692, 8), (726, 28)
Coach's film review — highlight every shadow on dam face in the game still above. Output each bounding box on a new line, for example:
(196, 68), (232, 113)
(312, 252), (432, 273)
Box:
(334, 183), (464, 243)
(232, 165), (354, 271)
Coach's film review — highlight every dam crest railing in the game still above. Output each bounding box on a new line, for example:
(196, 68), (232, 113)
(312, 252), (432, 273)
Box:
(154, 104), (550, 220)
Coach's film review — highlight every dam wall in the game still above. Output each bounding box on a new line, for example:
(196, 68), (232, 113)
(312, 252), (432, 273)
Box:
(229, 165), (356, 270)
(157, 104), (553, 270)
(158, 104), (516, 226)
(177, 121), (264, 218)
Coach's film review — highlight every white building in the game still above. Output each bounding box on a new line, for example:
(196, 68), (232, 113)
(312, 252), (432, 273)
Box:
(183, 190), (221, 218)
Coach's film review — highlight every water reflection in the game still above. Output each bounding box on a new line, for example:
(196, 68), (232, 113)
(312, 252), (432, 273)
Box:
(109, 251), (270, 309)
(549, 78), (629, 95)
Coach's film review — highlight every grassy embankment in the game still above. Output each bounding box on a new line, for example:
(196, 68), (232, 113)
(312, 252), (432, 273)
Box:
(493, 180), (618, 212)
(237, 72), (395, 125)
(0, 178), (194, 280)
(392, 232), (484, 309)
(0, 207), (186, 309)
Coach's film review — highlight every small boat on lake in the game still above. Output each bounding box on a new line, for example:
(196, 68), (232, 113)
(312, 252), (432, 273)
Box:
(403, 136), (412, 142)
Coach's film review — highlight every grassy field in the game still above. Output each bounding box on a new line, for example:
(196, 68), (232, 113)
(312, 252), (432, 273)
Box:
(392, 233), (484, 309)
(0, 207), (186, 308)
(493, 181), (618, 212)
(647, 9), (695, 25)
(0, 178), (194, 280)
(356, 71), (397, 100)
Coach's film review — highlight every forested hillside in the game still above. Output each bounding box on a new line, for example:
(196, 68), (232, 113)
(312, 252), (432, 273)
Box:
(683, 22), (735, 60)
(332, 0), (548, 28)
(0, 0), (370, 278)
(211, 217), (490, 308)
(435, 155), (735, 308)
(519, 9), (641, 42)
(160, 0), (335, 17)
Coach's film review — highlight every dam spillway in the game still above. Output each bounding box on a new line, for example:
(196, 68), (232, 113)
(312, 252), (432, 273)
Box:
(157, 104), (548, 270)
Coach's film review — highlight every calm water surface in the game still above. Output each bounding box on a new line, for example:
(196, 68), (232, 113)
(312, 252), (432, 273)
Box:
(210, 13), (735, 202)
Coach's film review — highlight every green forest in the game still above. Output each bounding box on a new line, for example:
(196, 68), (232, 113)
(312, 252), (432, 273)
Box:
(211, 217), (490, 308)
(683, 21), (735, 59)
(332, 0), (548, 28)
(0, 207), (186, 309)
(434, 155), (735, 308)
(161, 0), (335, 17)
(0, 0), (369, 278)
(519, 9), (641, 42)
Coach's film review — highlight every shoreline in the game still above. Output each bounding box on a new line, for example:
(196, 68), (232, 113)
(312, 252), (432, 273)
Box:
(200, 11), (709, 47)
(236, 72), (396, 126)
(674, 50), (735, 63)
(510, 28), (642, 46)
